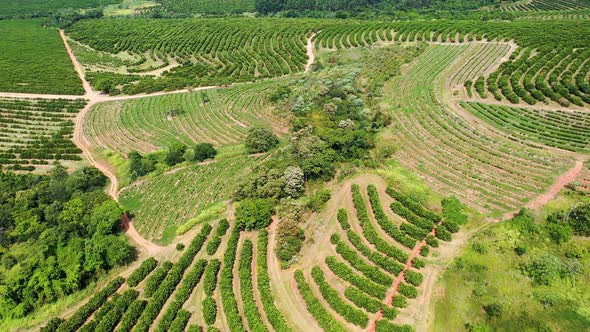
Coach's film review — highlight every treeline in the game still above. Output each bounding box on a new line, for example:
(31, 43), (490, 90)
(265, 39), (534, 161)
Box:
(0, 165), (133, 320)
(255, 0), (500, 15)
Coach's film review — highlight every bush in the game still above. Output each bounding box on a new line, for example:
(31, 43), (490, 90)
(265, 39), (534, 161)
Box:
(193, 143), (217, 162)
(235, 198), (274, 231)
(436, 226), (452, 241)
(127, 258), (158, 287)
(165, 142), (187, 166)
(311, 266), (369, 327)
(392, 296), (407, 308)
(203, 259), (221, 296)
(244, 126), (279, 153)
(336, 209), (350, 230)
(169, 310), (191, 332)
(207, 219), (230, 255)
(376, 320), (415, 332)
(202, 297), (217, 325)
(176, 243), (185, 251)
(307, 188), (331, 212)
(404, 270), (423, 287)
(346, 231), (404, 275)
(294, 270), (348, 332)
(483, 302), (503, 319)
(398, 283), (418, 298)
(41, 318), (63, 332)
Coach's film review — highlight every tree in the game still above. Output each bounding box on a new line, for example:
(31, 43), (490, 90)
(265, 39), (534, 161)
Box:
(128, 151), (145, 180)
(235, 199), (275, 231)
(569, 204), (590, 236)
(91, 200), (123, 236)
(165, 143), (187, 166)
(193, 143), (217, 162)
(244, 127), (279, 154)
(283, 166), (305, 198)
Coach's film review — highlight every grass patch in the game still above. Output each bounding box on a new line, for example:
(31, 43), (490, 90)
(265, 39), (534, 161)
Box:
(176, 202), (226, 235)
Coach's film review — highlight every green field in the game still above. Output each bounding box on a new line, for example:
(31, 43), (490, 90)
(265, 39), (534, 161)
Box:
(85, 82), (283, 155)
(0, 0), (119, 18)
(120, 155), (264, 240)
(0, 20), (84, 95)
(0, 97), (85, 172)
(156, 0), (255, 14)
(461, 101), (590, 153)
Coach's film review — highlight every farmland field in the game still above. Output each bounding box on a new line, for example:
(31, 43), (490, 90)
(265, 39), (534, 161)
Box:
(0, 20), (84, 95)
(119, 155), (264, 240)
(84, 82), (284, 155)
(1, 4), (590, 332)
(0, 97), (85, 172)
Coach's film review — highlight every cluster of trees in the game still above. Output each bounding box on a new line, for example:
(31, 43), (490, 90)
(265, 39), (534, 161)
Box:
(128, 142), (217, 180)
(0, 166), (132, 320)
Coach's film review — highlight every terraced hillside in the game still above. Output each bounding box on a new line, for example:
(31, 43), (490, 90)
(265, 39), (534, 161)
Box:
(41, 177), (464, 332)
(84, 82), (283, 155)
(461, 101), (590, 153)
(66, 18), (315, 94)
(384, 44), (571, 214)
(120, 155), (264, 240)
(496, 0), (590, 11)
(0, 97), (85, 172)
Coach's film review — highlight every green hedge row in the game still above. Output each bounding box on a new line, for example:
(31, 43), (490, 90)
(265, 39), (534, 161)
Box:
(55, 276), (124, 332)
(404, 270), (423, 287)
(207, 219), (230, 255)
(239, 239), (268, 332)
(366, 185), (416, 250)
(154, 259), (208, 332)
(220, 228), (246, 332)
(385, 187), (441, 223)
(400, 222), (429, 240)
(398, 283), (418, 299)
(346, 230), (404, 275)
(127, 257), (158, 287)
(352, 185), (411, 263)
(390, 201), (434, 231)
(203, 296), (217, 325)
(375, 320), (415, 332)
(331, 234), (392, 286)
(135, 225), (212, 332)
(117, 299), (147, 332)
(143, 261), (173, 297)
(169, 309), (191, 332)
(336, 209), (350, 230)
(203, 259), (221, 297)
(257, 230), (291, 331)
(344, 286), (398, 320)
(392, 296), (408, 308)
(294, 270), (348, 332)
(325, 256), (387, 299)
(311, 266), (369, 327)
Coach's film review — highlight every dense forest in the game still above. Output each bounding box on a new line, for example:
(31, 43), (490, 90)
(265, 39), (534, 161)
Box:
(0, 166), (133, 319)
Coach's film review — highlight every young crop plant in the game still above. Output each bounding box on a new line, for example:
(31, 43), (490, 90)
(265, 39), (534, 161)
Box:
(220, 228), (246, 331)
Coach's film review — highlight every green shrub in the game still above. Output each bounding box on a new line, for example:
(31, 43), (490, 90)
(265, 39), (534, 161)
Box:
(202, 297), (217, 325)
(245, 126), (279, 153)
(203, 259), (221, 296)
(143, 261), (173, 297)
(326, 256), (387, 299)
(398, 283), (418, 298)
(238, 240), (267, 331)
(193, 143), (217, 162)
(344, 287), (398, 319)
(235, 199), (274, 231)
(127, 257), (158, 287)
(294, 270), (348, 332)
